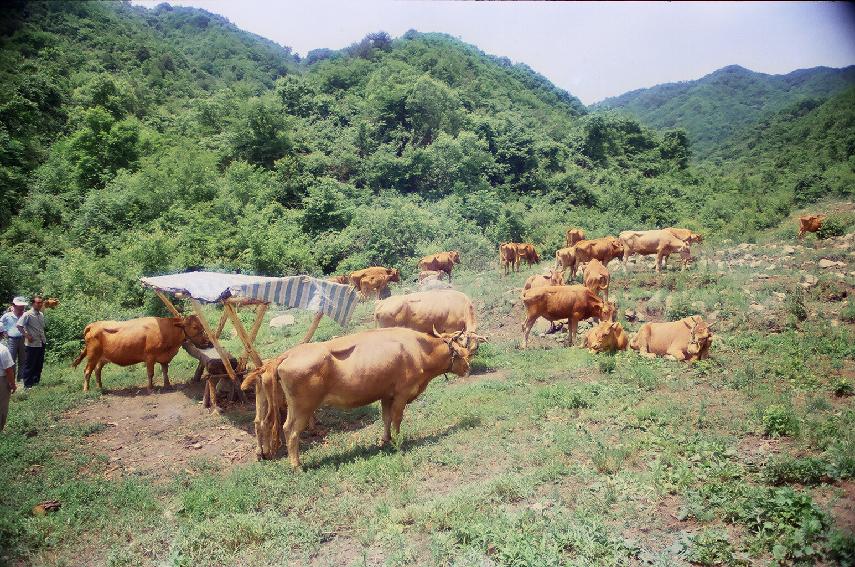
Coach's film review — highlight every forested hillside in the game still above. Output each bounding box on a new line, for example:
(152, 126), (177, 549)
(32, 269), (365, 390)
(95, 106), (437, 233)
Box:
(595, 64), (855, 158)
(0, 1), (853, 358)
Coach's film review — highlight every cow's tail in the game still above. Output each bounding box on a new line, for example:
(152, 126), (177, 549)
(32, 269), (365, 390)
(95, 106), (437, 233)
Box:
(71, 348), (87, 369)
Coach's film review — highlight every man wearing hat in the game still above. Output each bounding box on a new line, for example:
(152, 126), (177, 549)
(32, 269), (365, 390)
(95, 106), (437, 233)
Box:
(0, 297), (27, 382)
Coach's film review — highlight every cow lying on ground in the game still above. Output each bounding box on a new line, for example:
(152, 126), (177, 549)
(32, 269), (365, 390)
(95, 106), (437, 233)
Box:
(522, 269), (564, 295)
(374, 290), (478, 338)
(247, 327), (480, 468)
(418, 251), (461, 281)
(565, 228), (586, 248)
(619, 229), (691, 273)
(500, 243), (520, 275)
(798, 215), (827, 239)
(582, 259), (610, 301)
(584, 321), (628, 353)
(349, 267), (400, 299)
(629, 316), (713, 362)
(327, 275), (350, 285)
(521, 285), (615, 348)
(418, 270), (447, 283)
(72, 315), (211, 391)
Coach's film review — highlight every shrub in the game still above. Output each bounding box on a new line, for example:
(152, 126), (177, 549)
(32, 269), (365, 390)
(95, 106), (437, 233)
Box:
(785, 288), (807, 323)
(816, 215), (847, 239)
(840, 300), (855, 323)
(680, 529), (746, 566)
(762, 455), (833, 486)
(598, 356), (616, 374)
(762, 405), (800, 438)
(832, 378), (854, 397)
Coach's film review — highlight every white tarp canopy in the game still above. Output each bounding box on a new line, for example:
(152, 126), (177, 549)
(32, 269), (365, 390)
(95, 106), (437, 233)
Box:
(140, 271), (358, 327)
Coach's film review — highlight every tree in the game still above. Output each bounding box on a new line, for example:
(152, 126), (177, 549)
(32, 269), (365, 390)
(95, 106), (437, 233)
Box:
(405, 75), (460, 146)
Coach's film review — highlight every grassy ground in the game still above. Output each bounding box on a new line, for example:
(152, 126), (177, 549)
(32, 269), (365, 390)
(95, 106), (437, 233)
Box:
(1, 207), (854, 566)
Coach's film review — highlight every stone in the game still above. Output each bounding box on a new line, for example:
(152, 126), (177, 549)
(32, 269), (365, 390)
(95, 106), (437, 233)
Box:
(755, 273), (771, 279)
(782, 246), (796, 254)
(749, 304), (766, 312)
(766, 264), (776, 271)
(773, 292), (786, 301)
(269, 314), (296, 328)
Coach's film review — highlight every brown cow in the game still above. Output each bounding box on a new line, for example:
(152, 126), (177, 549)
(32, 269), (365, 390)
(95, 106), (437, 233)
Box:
(565, 228), (586, 248)
(584, 321), (629, 353)
(44, 298), (60, 309)
(327, 275), (350, 285)
(629, 316), (713, 362)
(418, 270), (447, 283)
(71, 315), (210, 392)
(554, 246), (577, 280)
(499, 243), (520, 275)
(521, 285), (615, 348)
(374, 290), (478, 336)
(522, 269), (564, 296)
(516, 243), (540, 267)
(666, 227), (703, 245)
(418, 251), (461, 281)
(798, 215), (827, 239)
(561, 237), (624, 279)
(619, 229), (691, 273)
(349, 267), (400, 299)
(251, 327), (479, 468)
(582, 259), (610, 302)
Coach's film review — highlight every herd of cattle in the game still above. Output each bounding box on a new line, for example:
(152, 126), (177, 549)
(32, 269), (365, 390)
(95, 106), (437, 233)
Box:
(68, 213), (831, 468)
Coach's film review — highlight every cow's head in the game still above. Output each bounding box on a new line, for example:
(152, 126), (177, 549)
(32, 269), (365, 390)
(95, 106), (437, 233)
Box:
(599, 300), (617, 322)
(687, 317), (713, 356)
(176, 314), (212, 348)
(689, 232), (703, 244)
(585, 321), (626, 353)
(450, 251), (461, 264)
(386, 268), (401, 283)
(610, 239), (625, 254)
(433, 328), (485, 376)
(547, 268), (564, 286)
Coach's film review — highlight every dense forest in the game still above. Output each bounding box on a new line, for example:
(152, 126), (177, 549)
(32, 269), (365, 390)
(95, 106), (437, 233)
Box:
(0, 1), (853, 358)
(596, 63), (855, 158)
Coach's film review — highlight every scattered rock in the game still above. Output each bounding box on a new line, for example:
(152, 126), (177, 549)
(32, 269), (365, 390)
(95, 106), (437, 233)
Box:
(819, 259), (845, 269)
(32, 500), (61, 516)
(269, 314), (296, 328)
(755, 273), (771, 280)
(782, 246), (796, 254)
(749, 304), (766, 312)
(772, 292), (786, 301)
(766, 264), (776, 271)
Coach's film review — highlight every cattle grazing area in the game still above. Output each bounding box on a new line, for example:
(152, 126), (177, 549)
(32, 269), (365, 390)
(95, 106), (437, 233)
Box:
(1, 208), (854, 566)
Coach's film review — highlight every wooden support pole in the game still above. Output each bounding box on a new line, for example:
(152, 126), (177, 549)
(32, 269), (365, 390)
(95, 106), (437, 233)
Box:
(224, 303), (264, 369)
(190, 299), (238, 386)
(155, 290), (182, 318)
(237, 303), (268, 372)
(300, 311), (324, 344)
(214, 309), (229, 339)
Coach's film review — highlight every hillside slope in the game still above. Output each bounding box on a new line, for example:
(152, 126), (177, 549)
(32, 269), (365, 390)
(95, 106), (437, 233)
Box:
(595, 64), (855, 158)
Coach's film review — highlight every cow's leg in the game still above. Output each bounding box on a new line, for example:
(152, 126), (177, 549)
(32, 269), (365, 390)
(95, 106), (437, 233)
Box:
(389, 398), (407, 445)
(160, 362), (171, 389)
(284, 408), (311, 470)
(654, 251), (664, 273)
(522, 315), (538, 349)
(83, 360), (95, 392)
(380, 398), (393, 446)
(665, 346), (687, 362)
(253, 380), (268, 459)
(623, 250), (630, 272)
(567, 318), (579, 347)
(95, 362), (105, 390)
(144, 359), (155, 392)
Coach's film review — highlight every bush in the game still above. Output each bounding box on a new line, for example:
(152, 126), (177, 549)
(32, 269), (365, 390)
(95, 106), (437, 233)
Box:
(762, 455), (833, 486)
(816, 215), (848, 240)
(785, 288), (807, 323)
(840, 300), (855, 323)
(762, 405), (800, 438)
(832, 378), (854, 397)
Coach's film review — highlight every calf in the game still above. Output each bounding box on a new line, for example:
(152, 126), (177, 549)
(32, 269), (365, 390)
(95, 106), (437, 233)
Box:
(797, 215), (827, 239)
(584, 321), (629, 353)
(582, 259), (610, 301)
(516, 243), (540, 267)
(629, 316), (713, 362)
(499, 243), (520, 275)
(522, 269), (564, 295)
(72, 315), (210, 391)
(250, 328), (479, 468)
(521, 285), (615, 348)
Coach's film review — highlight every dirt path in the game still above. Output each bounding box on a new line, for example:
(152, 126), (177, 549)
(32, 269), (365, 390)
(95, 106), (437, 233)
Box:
(65, 382), (258, 481)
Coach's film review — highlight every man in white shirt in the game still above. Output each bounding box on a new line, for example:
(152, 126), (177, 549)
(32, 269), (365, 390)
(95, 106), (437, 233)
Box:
(0, 342), (15, 431)
(17, 296), (46, 389)
(0, 297), (28, 382)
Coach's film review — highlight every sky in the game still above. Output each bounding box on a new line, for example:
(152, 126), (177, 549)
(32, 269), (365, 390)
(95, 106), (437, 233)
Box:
(132, 1), (855, 105)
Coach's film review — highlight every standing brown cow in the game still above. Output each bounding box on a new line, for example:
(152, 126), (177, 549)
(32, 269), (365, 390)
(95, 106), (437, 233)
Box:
(561, 237), (624, 279)
(349, 267), (400, 299)
(71, 315), (210, 391)
(418, 251), (461, 281)
(797, 215), (827, 239)
(521, 285), (615, 348)
(250, 327), (480, 468)
(499, 243), (520, 275)
(565, 228), (586, 248)
(619, 229), (691, 272)
(582, 259), (610, 301)
(516, 243), (540, 267)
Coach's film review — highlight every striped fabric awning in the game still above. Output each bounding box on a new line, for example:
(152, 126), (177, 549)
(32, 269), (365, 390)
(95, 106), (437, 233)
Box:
(140, 271), (358, 327)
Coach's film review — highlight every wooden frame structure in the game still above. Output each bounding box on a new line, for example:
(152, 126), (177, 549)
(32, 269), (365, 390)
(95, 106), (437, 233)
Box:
(153, 289), (323, 411)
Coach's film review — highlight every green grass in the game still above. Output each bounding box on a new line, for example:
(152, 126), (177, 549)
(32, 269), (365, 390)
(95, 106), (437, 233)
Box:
(2, 224), (854, 566)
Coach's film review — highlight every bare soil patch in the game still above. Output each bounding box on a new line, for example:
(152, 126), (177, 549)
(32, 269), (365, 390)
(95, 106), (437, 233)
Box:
(66, 382), (258, 481)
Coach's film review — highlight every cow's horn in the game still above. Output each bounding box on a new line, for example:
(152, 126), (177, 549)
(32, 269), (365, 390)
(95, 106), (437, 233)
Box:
(432, 325), (442, 338)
